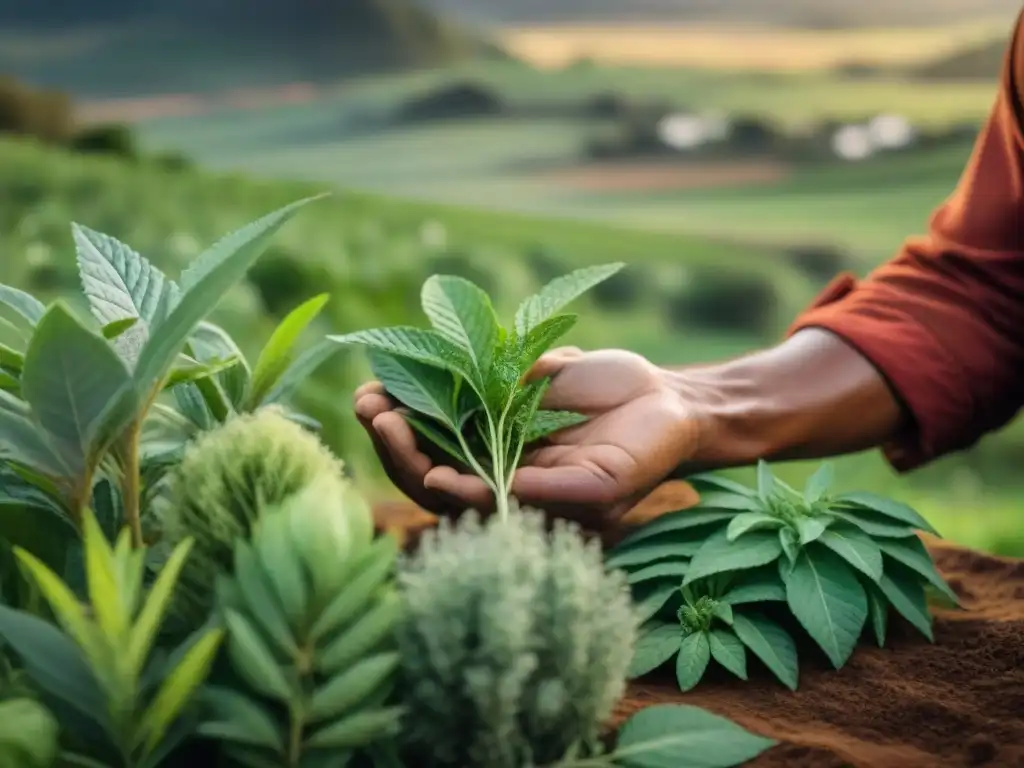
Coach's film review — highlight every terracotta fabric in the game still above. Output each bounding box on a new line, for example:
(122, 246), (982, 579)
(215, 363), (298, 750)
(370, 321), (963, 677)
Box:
(788, 12), (1024, 472)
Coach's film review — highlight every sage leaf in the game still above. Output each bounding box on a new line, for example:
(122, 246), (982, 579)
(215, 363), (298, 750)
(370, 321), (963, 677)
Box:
(684, 529), (783, 586)
(421, 275), (499, 382)
(513, 262), (624, 336)
(606, 538), (704, 570)
(248, 293), (329, 407)
(675, 631), (710, 692)
(72, 224), (176, 328)
(628, 622), (681, 678)
(720, 566), (786, 605)
(783, 545), (867, 668)
(0, 284), (45, 326)
(877, 560), (933, 641)
(818, 525), (884, 582)
(21, 303), (135, 468)
(627, 559), (689, 585)
(836, 491), (939, 536)
(726, 512), (782, 541)
(779, 527), (800, 566)
(795, 516), (830, 546)
(755, 460), (774, 500)
(711, 601), (733, 626)
(876, 537), (959, 605)
(368, 350), (458, 426)
(865, 582), (889, 647)
(708, 628), (747, 680)
(731, 612), (799, 690)
(614, 703), (776, 768)
(137, 196), (323, 397)
(803, 462), (834, 504)
(615, 510), (734, 549)
(831, 508), (917, 539)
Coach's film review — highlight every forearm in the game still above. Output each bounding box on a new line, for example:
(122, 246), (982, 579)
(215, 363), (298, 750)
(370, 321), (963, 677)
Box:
(666, 328), (909, 471)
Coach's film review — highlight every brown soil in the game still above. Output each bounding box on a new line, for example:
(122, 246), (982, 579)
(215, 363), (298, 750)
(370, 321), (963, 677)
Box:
(545, 160), (790, 193)
(372, 485), (1024, 768)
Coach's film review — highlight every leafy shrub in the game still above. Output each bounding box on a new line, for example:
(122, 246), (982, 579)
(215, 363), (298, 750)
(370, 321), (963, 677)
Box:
(0, 77), (74, 145)
(664, 270), (780, 337)
(70, 123), (139, 160)
(607, 462), (960, 692)
(785, 244), (855, 284)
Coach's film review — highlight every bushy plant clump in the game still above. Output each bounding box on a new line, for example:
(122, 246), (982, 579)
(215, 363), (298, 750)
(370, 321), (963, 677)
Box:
(608, 462), (960, 692)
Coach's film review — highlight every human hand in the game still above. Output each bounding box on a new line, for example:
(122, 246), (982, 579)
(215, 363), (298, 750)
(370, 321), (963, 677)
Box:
(354, 346), (703, 535)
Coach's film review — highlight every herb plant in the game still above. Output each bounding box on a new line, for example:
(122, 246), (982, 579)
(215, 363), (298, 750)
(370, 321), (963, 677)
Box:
(330, 264), (625, 520)
(608, 461), (960, 689)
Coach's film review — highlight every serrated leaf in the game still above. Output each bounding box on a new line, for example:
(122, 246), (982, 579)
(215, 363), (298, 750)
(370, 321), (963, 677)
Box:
(731, 612), (799, 690)
(876, 537), (959, 605)
(755, 460), (774, 499)
(783, 544), (867, 668)
(865, 582), (888, 647)
(726, 512), (782, 541)
(421, 275), (499, 383)
(21, 303), (136, 469)
(137, 628), (224, 753)
(606, 538), (704, 570)
(795, 516), (830, 546)
(0, 284), (45, 326)
(248, 294), (329, 408)
(615, 510), (734, 549)
(818, 525), (883, 582)
(627, 559), (690, 585)
(518, 313), (577, 370)
(877, 559), (933, 641)
(708, 628), (746, 680)
(72, 224), (176, 328)
(628, 623), (681, 678)
(803, 463), (834, 504)
(524, 409), (588, 443)
(674, 631), (710, 692)
(368, 350), (458, 425)
(514, 262), (624, 336)
(830, 508), (917, 539)
(836, 491), (939, 536)
(684, 529), (783, 586)
(136, 196), (322, 397)
(330, 327), (475, 385)
(614, 703), (777, 768)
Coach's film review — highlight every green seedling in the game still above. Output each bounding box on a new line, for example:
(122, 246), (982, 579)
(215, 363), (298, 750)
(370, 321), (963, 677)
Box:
(331, 263), (625, 520)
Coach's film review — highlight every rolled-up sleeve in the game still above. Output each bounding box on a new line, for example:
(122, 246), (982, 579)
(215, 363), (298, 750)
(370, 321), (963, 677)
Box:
(788, 14), (1024, 472)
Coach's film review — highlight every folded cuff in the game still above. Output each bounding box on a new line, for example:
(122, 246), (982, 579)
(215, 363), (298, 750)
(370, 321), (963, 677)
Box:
(786, 273), (974, 472)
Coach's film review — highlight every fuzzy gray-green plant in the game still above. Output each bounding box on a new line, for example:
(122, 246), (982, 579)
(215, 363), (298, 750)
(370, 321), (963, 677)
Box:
(395, 504), (637, 768)
(160, 406), (351, 624)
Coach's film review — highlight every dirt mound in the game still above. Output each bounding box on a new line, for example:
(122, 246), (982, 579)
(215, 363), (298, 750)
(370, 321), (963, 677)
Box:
(372, 489), (1024, 768)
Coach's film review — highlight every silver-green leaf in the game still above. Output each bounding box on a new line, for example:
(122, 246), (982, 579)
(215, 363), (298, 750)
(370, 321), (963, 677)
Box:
(684, 529), (784, 586)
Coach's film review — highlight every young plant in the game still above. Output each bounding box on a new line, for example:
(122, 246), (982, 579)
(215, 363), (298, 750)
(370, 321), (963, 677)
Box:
(606, 461), (960, 675)
(202, 474), (402, 768)
(330, 264), (625, 520)
(0, 195), (328, 554)
(0, 509), (223, 767)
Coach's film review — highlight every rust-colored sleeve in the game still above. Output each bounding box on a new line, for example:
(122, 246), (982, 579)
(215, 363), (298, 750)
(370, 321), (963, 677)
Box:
(788, 15), (1024, 472)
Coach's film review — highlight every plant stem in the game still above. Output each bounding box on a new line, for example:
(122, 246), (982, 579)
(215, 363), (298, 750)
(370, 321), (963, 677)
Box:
(288, 703), (304, 767)
(120, 422), (143, 548)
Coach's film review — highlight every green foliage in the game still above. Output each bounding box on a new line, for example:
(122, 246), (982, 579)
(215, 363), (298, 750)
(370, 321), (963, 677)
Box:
(0, 509), (222, 767)
(0, 76), (74, 145)
(664, 270), (780, 338)
(0, 698), (59, 767)
(331, 264), (623, 520)
(160, 407), (350, 626)
(70, 124), (139, 161)
(203, 475), (401, 767)
(607, 462), (960, 690)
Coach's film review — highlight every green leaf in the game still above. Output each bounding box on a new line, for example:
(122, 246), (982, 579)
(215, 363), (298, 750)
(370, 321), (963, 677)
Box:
(876, 537), (959, 605)
(304, 707), (403, 750)
(0, 408), (71, 477)
(818, 525), (884, 582)
(137, 628), (224, 753)
(310, 535), (399, 643)
(308, 651), (399, 724)
(795, 516), (830, 546)
(14, 548), (98, 661)
(101, 317), (139, 340)
(721, 569), (786, 605)
(614, 703), (776, 768)
(684, 529), (783, 586)
(189, 321), (251, 408)
(0, 284), (45, 326)
(877, 559), (933, 641)
(606, 538), (704, 570)
(518, 313), (577, 370)
(316, 592), (402, 676)
(730, 612), (799, 691)
(201, 686), (285, 753)
(628, 622), (681, 678)
(631, 580), (681, 625)
(231, 542), (298, 658)
(72, 224), (177, 328)
(524, 410), (588, 443)
(404, 414), (468, 466)
(684, 473), (758, 498)
(21, 303), (135, 468)
(614, 510), (734, 549)
(627, 559), (690, 585)
(128, 539), (195, 678)
(865, 582), (889, 647)
(830, 508), (917, 539)
(330, 327), (474, 384)
(782, 545), (867, 668)
(708, 628), (747, 680)
(368, 350), (459, 425)
(165, 355), (239, 390)
(248, 293), (329, 408)
(779, 527), (800, 566)
(711, 601), (733, 625)
(0, 698), (59, 768)
(420, 275), (499, 383)
(224, 610), (293, 702)
(263, 338), (339, 405)
(803, 463), (834, 504)
(0, 340), (24, 372)
(137, 196), (323, 396)
(726, 512), (782, 542)
(81, 510), (123, 642)
(514, 262), (624, 336)
(836, 491), (939, 536)
(755, 460), (774, 499)
(694, 491), (764, 512)
(674, 631), (710, 692)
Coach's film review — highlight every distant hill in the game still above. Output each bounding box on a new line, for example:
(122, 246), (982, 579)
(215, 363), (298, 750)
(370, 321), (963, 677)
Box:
(909, 37), (1007, 80)
(424, 0), (1021, 27)
(0, 0), (493, 97)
